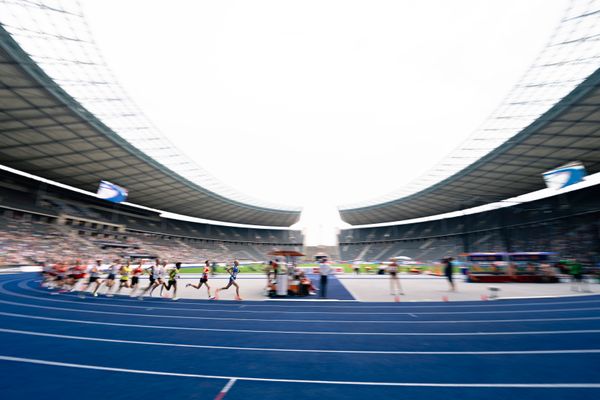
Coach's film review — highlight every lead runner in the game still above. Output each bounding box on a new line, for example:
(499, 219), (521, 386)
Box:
(215, 260), (242, 300)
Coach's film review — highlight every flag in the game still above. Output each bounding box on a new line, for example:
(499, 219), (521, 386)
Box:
(97, 180), (128, 203)
(542, 161), (586, 190)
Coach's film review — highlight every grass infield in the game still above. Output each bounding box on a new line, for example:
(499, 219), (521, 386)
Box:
(180, 263), (446, 274)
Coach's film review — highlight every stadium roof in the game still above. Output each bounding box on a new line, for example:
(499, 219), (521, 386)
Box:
(2, 0), (600, 228)
(340, 1), (600, 225)
(0, 25), (300, 227)
(340, 67), (600, 225)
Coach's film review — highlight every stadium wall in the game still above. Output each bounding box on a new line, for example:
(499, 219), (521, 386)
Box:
(339, 185), (600, 265)
(0, 168), (303, 266)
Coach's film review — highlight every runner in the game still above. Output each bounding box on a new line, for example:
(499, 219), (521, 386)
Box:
(115, 260), (131, 294)
(186, 260), (213, 298)
(129, 260), (144, 297)
(87, 260), (104, 297)
(50, 261), (68, 293)
(40, 262), (52, 287)
(443, 257), (456, 292)
(156, 260), (167, 297)
(59, 261), (79, 293)
(162, 262), (181, 300)
(568, 259), (589, 292)
(103, 259), (121, 297)
(138, 259), (160, 300)
(69, 259), (88, 293)
(41, 261), (57, 288)
(215, 260), (241, 300)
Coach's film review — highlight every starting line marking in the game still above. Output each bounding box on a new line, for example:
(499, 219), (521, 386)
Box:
(214, 379), (236, 400)
(1, 310), (600, 336)
(1, 355), (599, 388)
(2, 327), (600, 355)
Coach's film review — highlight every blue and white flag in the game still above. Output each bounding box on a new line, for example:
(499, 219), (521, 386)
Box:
(542, 162), (586, 190)
(97, 180), (128, 203)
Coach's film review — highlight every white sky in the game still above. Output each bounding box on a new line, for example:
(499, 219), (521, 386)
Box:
(80, 0), (566, 212)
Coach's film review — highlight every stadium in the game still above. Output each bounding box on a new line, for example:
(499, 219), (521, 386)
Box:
(1, 0), (600, 399)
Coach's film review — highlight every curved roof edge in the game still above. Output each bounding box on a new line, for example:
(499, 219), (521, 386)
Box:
(339, 66), (600, 225)
(0, 1), (302, 213)
(339, 1), (600, 219)
(0, 24), (301, 226)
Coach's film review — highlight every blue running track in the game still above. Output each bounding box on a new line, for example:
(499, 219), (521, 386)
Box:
(306, 273), (355, 300)
(1, 273), (599, 399)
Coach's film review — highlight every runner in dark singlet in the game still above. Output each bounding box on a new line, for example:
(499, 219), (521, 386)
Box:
(444, 257), (456, 292)
(186, 260), (213, 299)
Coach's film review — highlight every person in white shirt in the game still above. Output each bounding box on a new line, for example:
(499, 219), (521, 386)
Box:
(155, 260), (167, 297)
(138, 259), (161, 299)
(86, 259), (103, 297)
(318, 258), (331, 298)
(101, 260), (121, 297)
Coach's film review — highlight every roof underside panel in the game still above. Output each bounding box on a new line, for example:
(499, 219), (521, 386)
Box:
(339, 1), (600, 225)
(340, 70), (600, 225)
(0, 28), (300, 227)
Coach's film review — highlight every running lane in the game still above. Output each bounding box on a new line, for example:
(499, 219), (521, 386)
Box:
(1, 273), (599, 400)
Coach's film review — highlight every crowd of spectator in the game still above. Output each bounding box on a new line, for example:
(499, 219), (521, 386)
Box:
(0, 212), (293, 266)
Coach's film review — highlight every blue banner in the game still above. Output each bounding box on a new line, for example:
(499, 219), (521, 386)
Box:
(97, 180), (128, 203)
(542, 162), (586, 190)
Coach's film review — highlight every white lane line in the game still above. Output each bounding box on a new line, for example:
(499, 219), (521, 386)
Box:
(1, 311), (600, 336)
(7, 280), (600, 316)
(1, 355), (600, 388)
(10, 278), (589, 312)
(10, 276), (600, 309)
(20, 277), (600, 309)
(2, 327), (600, 355)
(214, 379), (236, 400)
(2, 297), (600, 325)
